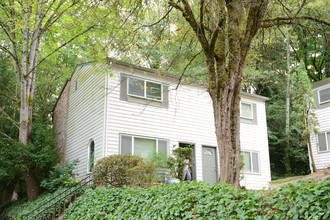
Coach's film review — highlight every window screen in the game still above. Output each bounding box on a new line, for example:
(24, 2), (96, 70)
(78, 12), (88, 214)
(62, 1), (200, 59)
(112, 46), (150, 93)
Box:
(242, 151), (251, 172)
(128, 78), (144, 97)
(241, 103), (252, 119)
(319, 88), (330, 103)
(252, 152), (260, 173)
(146, 81), (162, 100)
(134, 137), (156, 158)
(158, 140), (167, 153)
(318, 133), (327, 152)
(121, 135), (132, 155)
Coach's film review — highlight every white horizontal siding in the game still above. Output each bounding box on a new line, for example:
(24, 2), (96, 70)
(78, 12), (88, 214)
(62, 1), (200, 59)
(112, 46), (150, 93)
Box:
(310, 85), (330, 170)
(104, 64), (271, 189)
(66, 64), (106, 178)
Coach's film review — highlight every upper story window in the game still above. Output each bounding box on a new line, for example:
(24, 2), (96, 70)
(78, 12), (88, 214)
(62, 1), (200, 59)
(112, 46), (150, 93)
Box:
(318, 132), (330, 152)
(241, 102), (253, 119)
(241, 151), (260, 174)
(128, 77), (162, 101)
(319, 87), (330, 104)
(120, 73), (169, 108)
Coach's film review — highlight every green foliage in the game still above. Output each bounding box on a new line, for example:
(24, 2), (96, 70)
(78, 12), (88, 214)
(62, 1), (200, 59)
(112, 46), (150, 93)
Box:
(4, 188), (68, 220)
(127, 161), (158, 186)
(0, 120), (58, 196)
(171, 147), (193, 180)
(40, 160), (79, 192)
(92, 154), (157, 187)
(146, 152), (168, 168)
(63, 178), (330, 219)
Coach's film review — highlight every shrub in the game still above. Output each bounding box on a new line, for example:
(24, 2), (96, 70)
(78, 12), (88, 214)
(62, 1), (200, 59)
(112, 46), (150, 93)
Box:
(127, 161), (158, 186)
(92, 154), (143, 186)
(40, 160), (78, 192)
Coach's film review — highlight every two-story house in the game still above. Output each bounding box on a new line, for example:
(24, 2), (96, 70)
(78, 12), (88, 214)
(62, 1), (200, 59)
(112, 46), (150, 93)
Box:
(53, 60), (271, 190)
(310, 78), (330, 171)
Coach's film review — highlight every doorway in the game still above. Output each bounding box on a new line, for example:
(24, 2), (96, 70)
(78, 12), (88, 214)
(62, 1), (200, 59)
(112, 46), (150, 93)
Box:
(179, 142), (196, 180)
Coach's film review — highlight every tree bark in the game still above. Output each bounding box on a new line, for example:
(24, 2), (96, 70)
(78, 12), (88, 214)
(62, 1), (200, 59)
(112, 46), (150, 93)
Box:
(307, 134), (317, 173)
(284, 27), (292, 176)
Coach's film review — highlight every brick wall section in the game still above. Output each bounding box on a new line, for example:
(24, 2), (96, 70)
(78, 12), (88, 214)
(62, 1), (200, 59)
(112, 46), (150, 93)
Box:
(53, 80), (71, 164)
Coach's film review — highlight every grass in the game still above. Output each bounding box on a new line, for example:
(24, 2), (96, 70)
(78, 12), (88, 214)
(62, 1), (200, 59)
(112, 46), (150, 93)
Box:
(271, 175), (304, 184)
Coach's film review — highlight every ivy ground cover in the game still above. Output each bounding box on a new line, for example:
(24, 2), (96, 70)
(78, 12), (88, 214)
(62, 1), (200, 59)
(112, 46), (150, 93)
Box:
(63, 179), (329, 219)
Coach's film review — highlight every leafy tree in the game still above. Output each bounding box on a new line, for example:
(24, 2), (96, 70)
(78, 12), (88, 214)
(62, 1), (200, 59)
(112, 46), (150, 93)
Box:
(290, 65), (318, 172)
(0, 0), (145, 200)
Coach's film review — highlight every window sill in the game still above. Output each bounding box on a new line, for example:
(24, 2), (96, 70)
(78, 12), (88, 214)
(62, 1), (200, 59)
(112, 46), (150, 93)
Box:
(317, 150), (330, 154)
(242, 172), (261, 176)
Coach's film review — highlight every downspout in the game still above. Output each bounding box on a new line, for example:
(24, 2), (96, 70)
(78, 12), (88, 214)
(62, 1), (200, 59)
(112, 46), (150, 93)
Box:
(103, 68), (109, 158)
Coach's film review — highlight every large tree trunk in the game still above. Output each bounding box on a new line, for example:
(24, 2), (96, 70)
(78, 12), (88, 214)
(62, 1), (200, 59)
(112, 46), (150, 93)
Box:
(210, 77), (242, 188)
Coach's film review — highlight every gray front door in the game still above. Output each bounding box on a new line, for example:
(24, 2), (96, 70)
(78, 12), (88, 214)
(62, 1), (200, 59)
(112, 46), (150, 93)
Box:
(202, 146), (217, 184)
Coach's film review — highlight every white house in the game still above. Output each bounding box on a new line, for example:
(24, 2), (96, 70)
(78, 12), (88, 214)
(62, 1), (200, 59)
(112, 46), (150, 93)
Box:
(310, 78), (330, 171)
(53, 60), (271, 190)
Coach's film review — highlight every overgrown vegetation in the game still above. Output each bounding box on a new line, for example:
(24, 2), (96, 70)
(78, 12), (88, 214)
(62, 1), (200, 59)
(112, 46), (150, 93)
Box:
(92, 154), (158, 187)
(4, 188), (68, 220)
(62, 178), (329, 219)
(40, 160), (79, 192)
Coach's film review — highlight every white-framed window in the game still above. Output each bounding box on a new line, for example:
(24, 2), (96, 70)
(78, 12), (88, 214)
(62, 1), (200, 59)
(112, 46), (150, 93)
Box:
(318, 87), (330, 104)
(241, 151), (260, 174)
(127, 77), (162, 101)
(87, 140), (95, 173)
(317, 132), (330, 152)
(240, 102), (253, 119)
(120, 134), (168, 159)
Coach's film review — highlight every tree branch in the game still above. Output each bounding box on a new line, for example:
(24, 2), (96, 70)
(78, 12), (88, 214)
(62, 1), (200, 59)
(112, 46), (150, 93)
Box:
(0, 108), (19, 129)
(175, 50), (203, 90)
(24, 25), (96, 78)
(262, 16), (330, 27)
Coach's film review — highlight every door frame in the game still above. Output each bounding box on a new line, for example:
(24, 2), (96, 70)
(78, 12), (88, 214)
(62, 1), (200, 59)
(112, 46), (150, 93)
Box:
(202, 145), (218, 183)
(179, 142), (196, 180)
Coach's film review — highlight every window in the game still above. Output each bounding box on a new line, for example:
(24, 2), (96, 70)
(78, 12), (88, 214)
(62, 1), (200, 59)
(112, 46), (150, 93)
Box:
(318, 132), (330, 152)
(120, 135), (168, 159)
(241, 151), (260, 174)
(88, 140), (95, 173)
(319, 88), (330, 104)
(128, 77), (162, 101)
(74, 79), (78, 91)
(241, 102), (253, 119)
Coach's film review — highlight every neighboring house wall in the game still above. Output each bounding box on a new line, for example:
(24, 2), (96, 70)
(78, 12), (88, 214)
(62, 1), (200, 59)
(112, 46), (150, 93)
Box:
(58, 61), (271, 189)
(53, 80), (71, 164)
(310, 78), (330, 170)
(65, 64), (107, 176)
